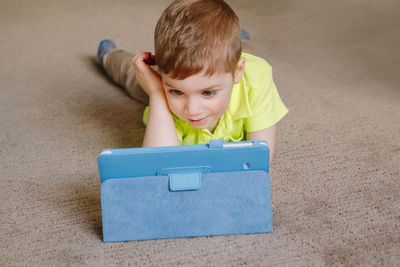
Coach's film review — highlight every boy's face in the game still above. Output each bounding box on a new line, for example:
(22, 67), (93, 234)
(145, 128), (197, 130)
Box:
(161, 59), (245, 132)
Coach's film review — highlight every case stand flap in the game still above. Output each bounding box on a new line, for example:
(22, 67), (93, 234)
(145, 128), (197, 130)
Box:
(169, 172), (201, 191)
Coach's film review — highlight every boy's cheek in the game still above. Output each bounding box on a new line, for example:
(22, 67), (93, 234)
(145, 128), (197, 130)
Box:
(165, 97), (179, 114)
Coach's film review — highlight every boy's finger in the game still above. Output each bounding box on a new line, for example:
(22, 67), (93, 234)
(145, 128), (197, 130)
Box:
(132, 52), (154, 68)
(132, 53), (147, 69)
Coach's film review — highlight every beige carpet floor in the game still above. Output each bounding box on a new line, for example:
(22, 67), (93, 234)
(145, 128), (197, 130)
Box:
(1, 0), (399, 265)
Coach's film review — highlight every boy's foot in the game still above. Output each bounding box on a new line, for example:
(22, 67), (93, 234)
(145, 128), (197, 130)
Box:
(97, 39), (116, 66)
(240, 29), (250, 42)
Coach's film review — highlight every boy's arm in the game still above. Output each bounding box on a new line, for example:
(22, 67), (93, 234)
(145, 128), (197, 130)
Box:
(247, 125), (276, 166)
(132, 52), (180, 147)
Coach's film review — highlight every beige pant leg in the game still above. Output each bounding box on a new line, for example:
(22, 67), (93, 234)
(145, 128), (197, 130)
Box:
(103, 50), (149, 105)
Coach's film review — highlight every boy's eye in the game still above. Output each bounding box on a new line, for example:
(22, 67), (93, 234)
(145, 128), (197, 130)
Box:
(202, 90), (216, 97)
(170, 89), (183, 96)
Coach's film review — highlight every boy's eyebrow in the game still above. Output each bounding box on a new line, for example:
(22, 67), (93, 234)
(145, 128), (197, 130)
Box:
(202, 86), (222, 91)
(163, 81), (175, 88)
(164, 82), (223, 91)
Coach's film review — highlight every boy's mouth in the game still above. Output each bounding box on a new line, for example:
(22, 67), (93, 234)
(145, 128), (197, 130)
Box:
(188, 116), (207, 126)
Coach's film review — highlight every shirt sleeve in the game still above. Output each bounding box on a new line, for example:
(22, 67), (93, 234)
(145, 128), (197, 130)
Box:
(244, 61), (288, 132)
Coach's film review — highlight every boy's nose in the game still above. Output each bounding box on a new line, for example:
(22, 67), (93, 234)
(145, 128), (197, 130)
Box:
(185, 97), (202, 117)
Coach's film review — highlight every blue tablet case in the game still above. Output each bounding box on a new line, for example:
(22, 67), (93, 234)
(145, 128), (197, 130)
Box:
(98, 140), (273, 242)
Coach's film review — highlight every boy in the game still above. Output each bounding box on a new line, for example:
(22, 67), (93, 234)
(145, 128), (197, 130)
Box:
(97, 0), (288, 163)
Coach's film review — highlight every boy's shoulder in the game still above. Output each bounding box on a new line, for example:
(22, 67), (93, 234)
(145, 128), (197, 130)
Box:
(242, 52), (273, 84)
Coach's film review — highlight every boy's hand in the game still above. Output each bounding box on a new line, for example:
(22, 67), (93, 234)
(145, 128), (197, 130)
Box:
(132, 52), (163, 98)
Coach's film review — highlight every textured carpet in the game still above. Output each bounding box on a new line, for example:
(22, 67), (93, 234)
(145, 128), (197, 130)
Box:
(1, 0), (399, 266)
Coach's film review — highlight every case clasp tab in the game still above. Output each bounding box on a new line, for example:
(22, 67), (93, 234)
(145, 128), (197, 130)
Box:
(168, 172), (201, 191)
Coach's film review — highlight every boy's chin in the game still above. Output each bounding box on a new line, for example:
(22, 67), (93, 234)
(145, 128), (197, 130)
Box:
(187, 119), (218, 132)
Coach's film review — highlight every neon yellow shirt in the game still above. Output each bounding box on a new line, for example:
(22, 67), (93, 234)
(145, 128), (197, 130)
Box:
(143, 52), (288, 145)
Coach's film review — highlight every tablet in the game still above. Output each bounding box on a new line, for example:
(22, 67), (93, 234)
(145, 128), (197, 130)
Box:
(98, 140), (273, 242)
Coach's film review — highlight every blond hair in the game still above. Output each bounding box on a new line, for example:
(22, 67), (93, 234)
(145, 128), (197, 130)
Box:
(155, 0), (241, 79)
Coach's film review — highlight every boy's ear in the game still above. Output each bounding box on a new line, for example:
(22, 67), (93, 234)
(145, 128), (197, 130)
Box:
(233, 57), (246, 84)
